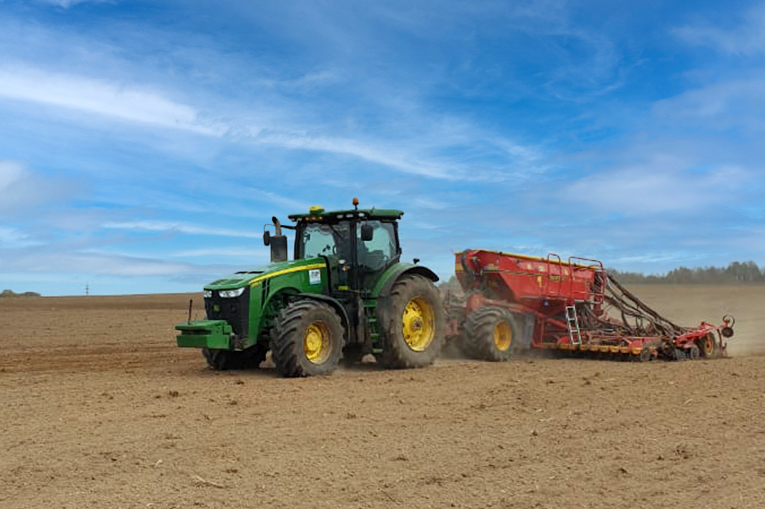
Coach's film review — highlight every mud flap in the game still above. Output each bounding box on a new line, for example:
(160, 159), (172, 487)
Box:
(515, 313), (535, 350)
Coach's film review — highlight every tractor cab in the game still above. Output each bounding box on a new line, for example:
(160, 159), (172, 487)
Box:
(287, 203), (403, 296)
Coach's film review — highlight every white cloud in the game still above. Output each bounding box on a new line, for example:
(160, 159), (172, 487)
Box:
(0, 160), (79, 215)
(3, 249), (195, 277)
(673, 5), (765, 55)
(259, 70), (339, 91)
(0, 226), (36, 247)
(562, 162), (747, 215)
(612, 253), (699, 265)
(174, 248), (269, 259)
(652, 78), (765, 131)
(240, 185), (307, 210)
(102, 220), (262, 239)
(411, 198), (449, 210)
(37, 0), (113, 10)
(253, 131), (461, 180)
(0, 66), (220, 135)
(0, 160), (26, 190)
(0, 66), (536, 181)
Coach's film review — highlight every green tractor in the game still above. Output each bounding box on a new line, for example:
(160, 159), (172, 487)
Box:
(175, 198), (445, 377)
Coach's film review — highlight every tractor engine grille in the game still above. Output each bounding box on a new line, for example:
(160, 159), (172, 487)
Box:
(204, 288), (250, 338)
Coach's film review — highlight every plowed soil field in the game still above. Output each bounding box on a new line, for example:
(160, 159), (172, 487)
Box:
(1, 285), (764, 509)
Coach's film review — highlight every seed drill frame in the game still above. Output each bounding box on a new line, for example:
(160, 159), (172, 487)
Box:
(450, 249), (735, 361)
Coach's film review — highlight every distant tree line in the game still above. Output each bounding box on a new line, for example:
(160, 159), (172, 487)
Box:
(608, 261), (765, 284)
(0, 289), (42, 298)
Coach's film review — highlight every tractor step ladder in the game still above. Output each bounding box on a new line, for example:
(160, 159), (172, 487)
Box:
(565, 305), (582, 345)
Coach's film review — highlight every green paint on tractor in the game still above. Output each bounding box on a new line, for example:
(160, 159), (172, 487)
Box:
(175, 199), (445, 377)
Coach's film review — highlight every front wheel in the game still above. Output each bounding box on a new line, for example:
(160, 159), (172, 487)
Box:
(378, 275), (445, 369)
(271, 300), (344, 377)
(202, 346), (267, 371)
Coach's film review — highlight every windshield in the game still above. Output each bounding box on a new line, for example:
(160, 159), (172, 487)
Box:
(297, 222), (351, 260)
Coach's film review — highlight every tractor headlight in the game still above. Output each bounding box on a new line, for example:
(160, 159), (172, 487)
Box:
(219, 288), (245, 298)
(203, 290), (212, 298)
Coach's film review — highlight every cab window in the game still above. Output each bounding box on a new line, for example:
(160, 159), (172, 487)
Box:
(358, 221), (396, 271)
(299, 223), (350, 259)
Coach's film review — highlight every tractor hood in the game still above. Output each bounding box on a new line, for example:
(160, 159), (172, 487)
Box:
(204, 258), (325, 290)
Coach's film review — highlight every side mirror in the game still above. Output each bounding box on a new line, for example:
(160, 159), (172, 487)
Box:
(360, 223), (374, 242)
(263, 230), (271, 246)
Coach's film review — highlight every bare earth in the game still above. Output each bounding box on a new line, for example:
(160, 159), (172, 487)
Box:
(1, 285), (764, 509)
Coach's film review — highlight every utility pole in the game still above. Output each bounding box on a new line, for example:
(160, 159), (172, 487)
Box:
(86, 283), (89, 296)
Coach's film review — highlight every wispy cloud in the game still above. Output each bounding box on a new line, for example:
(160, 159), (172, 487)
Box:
(0, 160), (80, 215)
(1, 248), (194, 277)
(561, 159), (748, 215)
(0, 226), (38, 247)
(36, 0), (113, 10)
(673, 4), (765, 55)
(652, 77), (765, 131)
(0, 64), (538, 181)
(254, 131), (461, 180)
(0, 66), (219, 135)
(613, 252), (707, 266)
(0, 160), (26, 190)
(174, 248), (269, 259)
(102, 221), (263, 239)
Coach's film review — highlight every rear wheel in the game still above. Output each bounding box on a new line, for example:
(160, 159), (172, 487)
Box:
(378, 275), (445, 369)
(462, 307), (518, 361)
(271, 300), (344, 377)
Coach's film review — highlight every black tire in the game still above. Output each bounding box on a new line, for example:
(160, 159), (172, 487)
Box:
(271, 300), (344, 377)
(377, 275), (445, 369)
(202, 346), (267, 371)
(461, 307), (518, 361)
(638, 347), (652, 363)
(688, 344), (700, 360)
(202, 348), (227, 370)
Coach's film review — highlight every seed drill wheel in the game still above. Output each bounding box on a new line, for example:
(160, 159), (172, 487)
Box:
(688, 344), (700, 360)
(271, 300), (344, 377)
(462, 306), (518, 361)
(202, 346), (267, 371)
(378, 275), (445, 369)
(638, 347), (652, 363)
(699, 333), (718, 358)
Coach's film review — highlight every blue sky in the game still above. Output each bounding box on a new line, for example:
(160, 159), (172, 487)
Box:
(1, 0), (764, 296)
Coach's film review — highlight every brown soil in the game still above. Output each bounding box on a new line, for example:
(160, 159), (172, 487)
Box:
(1, 286), (764, 509)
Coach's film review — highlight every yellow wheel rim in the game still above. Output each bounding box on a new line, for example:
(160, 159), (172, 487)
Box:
(401, 297), (435, 352)
(303, 322), (331, 364)
(493, 321), (512, 351)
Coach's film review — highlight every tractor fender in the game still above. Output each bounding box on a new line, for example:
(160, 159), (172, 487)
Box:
(372, 262), (440, 300)
(294, 293), (351, 341)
